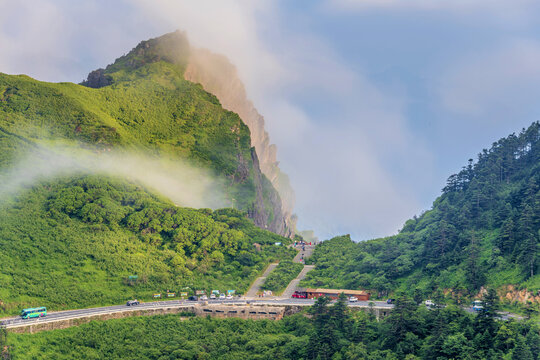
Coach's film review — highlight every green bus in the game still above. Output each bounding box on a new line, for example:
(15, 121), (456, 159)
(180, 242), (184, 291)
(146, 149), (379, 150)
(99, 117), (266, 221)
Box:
(20, 307), (47, 319)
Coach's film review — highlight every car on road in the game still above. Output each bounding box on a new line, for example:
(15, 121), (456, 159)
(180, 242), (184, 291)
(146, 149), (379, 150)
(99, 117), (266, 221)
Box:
(219, 293), (226, 299)
(349, 297), (358, 302)
(210, 294), (216, 300)
(387, 298), (395, 304)
(126, 300), (140, 306)
(188, 296), (198, 301)
(200, 295), (208, 300)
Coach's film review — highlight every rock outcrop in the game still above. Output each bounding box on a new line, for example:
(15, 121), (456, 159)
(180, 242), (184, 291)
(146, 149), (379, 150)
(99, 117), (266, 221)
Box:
(81, 31), (295, 237)
(185, 47), (296, 237)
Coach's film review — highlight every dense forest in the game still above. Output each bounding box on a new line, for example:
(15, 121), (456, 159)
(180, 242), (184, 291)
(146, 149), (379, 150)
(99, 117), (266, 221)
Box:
(303, 122), (540, 299)
(0, 175), (293, 315)
(5, 293), (540, 359)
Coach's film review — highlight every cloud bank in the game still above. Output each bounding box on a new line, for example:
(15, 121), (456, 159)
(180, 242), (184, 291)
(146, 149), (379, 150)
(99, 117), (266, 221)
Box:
(0, 145), (225, 210)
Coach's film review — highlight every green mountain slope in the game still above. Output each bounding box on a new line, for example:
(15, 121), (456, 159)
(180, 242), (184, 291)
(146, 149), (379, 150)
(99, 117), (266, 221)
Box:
(0, 31), (286, 230)
(0, 32), (295, 314)
(0, 176), (293, 314)
(304, 122), (540, 300)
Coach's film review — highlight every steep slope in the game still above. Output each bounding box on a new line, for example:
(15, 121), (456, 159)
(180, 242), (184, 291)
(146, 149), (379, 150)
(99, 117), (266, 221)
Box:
(304, 122), (540, 300)
(0, 175), (294, 314)
(0, 32), (298, 313)
(81, 30), (293, 237)
(185, 47), (296, 237)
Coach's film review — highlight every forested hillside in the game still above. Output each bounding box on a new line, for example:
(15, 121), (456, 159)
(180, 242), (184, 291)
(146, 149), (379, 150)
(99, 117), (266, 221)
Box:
(304, 122), (540, 299)
(0, 32), (295, 314)
(0, 175), (293, 314)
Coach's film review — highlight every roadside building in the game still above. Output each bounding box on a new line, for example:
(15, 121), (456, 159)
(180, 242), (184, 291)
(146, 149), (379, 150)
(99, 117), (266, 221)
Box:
(296, 288), (371, 300)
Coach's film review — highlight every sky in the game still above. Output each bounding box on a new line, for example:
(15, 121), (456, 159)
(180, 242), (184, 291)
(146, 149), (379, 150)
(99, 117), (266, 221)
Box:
(1, 0), (540, 240)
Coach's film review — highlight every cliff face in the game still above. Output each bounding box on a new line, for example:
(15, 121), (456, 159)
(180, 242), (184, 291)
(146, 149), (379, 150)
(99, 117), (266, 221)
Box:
(80, 31), (294, 237)
(185, 48), (296, 237)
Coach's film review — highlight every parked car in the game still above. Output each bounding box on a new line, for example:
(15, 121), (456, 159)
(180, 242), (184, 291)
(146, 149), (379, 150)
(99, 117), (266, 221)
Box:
(188, 296), (198, 301)
(424, 300), (434, 307)
(219, 293), (226, 299)
(200, 295), (208, 300)
(226, 294), (233, 300)
(210, 294), (216, 300)
(387, 298), (395, 304)
(126, 300), (140, 306)
(349, 296), (358, 302)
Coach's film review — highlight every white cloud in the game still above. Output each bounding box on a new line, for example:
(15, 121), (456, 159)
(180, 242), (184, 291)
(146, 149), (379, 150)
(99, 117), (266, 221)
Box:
(437, 39), (540, 118)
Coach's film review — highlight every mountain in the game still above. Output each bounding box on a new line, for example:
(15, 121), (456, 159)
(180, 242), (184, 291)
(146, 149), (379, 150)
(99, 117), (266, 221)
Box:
(185, 47), (296, 237)
(303, 122), (540, 301)
(0, 32), (297, 313)
(81, 30), (295, 237)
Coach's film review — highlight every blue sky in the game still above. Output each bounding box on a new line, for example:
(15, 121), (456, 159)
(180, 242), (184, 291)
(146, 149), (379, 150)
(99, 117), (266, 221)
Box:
(1, 0), (540, 240)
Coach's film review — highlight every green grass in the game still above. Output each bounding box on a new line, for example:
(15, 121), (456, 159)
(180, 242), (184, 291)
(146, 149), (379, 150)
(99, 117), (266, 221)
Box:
(261, 260), (304, 294)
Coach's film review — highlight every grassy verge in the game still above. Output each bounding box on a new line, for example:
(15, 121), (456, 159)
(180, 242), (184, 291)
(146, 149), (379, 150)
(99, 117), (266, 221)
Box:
(261, 260), (304, 295)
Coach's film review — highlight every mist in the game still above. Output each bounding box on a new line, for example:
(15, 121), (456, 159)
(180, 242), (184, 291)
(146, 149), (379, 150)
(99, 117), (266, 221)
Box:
(0, 145), (226, 209)
(2, 1), (539, 240)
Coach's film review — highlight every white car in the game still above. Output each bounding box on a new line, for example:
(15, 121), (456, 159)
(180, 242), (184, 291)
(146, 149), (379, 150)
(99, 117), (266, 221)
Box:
(226, 294), (233, 300)
(219, 293), (226, 299)
(349, 297), (358, 302)
(200, 295), (208, 300)
(210, 294), (216, 300)
(424, 300), (434, 307)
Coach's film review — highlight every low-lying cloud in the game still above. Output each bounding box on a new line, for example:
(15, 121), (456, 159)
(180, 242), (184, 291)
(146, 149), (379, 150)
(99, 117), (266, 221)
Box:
(0, 145), (226, 209)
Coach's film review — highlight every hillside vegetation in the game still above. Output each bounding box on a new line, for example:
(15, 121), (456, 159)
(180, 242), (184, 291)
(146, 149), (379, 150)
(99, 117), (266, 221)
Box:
(0, 32), (294, 314)
(0, 175), (293, 314)
(304, 122), (540, 299)
(0, 31), (284, 229)
(261, 260), (304, 294)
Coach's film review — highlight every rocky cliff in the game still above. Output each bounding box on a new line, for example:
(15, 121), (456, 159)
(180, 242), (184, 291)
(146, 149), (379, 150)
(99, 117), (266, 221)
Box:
(81, 31), (294, 237)
(185, 47), (296, 237)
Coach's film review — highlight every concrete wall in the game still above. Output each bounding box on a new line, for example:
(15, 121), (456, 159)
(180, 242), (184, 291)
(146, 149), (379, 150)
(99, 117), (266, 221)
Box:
(195, 304), (285, 320)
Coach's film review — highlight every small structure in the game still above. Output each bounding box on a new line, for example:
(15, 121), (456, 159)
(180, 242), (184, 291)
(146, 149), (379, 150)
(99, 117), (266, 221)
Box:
(300, 288), (370, 301)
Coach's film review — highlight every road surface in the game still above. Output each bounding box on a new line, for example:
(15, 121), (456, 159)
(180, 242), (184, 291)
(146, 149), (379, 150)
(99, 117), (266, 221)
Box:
(0, 298), (393, 329)
(245, 263), (279, 297)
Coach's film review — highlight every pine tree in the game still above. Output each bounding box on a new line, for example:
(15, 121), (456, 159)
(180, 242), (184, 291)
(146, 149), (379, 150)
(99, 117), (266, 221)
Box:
(466, 233), (486, 291)
(526, 328), (540, 360)
(474, 288), (499, 339)
(517, 206), (538, 277)
(498, 217), (515, 254)
(512, 335), (534, 360)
